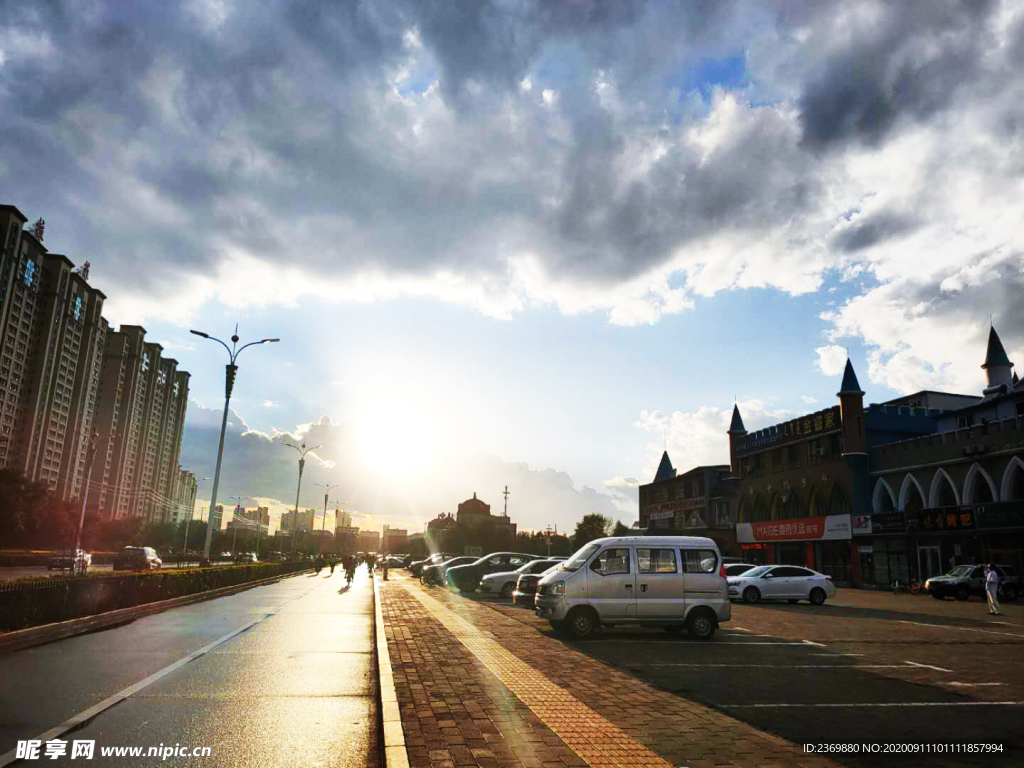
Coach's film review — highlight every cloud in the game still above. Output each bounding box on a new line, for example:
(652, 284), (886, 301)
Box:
(0, 0), (1019, 396)
(800, 394), (818, 404)
(262, 400), (278, 408)
(814, 345), (847, 377)
(181, 400), (622, 534)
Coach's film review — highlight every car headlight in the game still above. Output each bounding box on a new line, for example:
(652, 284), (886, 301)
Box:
(925, 580), (931, 589)
(552, 581), (565, 595)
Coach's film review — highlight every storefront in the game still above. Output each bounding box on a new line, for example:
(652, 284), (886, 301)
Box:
(975, 501), (1024, 576)
(736, 514), (854, 584)
(852, 511), (913, 587)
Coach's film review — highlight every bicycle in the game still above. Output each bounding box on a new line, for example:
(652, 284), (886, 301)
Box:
(891, 579), (923, 596)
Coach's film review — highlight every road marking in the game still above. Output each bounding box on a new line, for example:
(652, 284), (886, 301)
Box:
(400, 583), (674, 768)
(592, 640), (816, 646)
(944, 682), (1006, 687)
(802, 639), (827, 647)
(905, 660), (953, 672)
(0, 576), (323, 768)
(811, 653), (864, 657)
(721, 702), (1024, 709)
(897, 620), (1024, 639)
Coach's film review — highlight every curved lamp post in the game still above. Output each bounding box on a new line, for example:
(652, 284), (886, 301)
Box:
(284, 442), (322, 553)
(190, 326), (279, 560)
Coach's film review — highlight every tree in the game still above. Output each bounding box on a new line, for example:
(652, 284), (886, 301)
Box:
(612, 521), (631, 537)
(572, 514), (612, 549)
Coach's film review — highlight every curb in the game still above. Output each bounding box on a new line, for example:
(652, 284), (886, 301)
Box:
(0, 568), (312, 654)
(373, 575), (409, 768)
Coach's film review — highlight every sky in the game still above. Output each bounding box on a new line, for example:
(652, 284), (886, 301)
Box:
(2, 0), (1023, 535)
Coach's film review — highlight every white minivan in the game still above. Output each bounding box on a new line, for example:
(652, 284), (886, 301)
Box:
(534, 536), (730, 640)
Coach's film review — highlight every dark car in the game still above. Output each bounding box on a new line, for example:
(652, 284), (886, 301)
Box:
(410, 553), (454, 578)
(925, 564), (1019, 601)
(513, 562), (563, 605)
(421, 556), (477, 585)
(113, 546), (162, 571)
(446, 552), (542, 592)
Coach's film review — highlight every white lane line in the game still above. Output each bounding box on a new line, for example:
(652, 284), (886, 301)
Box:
(802, 639), (827, 647)
(811, 653), (864, 657)
(721, 702), (1024, 709)
(594, 640), (815, 645)
(944, 682), (1006, 687)
(731, 627), (752, 632)
(905, 660), (953, 673)
(0, 579), (320, 768)
(897, 620), (1024, 639)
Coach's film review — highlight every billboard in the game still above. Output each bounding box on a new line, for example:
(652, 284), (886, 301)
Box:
(736, 514), (852, 543)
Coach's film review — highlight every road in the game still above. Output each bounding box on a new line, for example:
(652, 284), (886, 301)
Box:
(0, 566), (378, 767)
(472, 586), (1024, 767)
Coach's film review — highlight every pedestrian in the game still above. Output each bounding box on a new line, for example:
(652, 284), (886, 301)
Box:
(329, 557), (336, 575)
(985, 564), (1001, 615)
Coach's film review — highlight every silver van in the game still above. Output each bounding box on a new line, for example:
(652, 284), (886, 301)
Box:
(534, 535), (729, 640)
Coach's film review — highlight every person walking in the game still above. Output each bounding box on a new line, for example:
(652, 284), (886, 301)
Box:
(985, 564), (1001, 615)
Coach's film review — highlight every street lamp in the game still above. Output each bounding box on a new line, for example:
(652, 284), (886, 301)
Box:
(284, 442), (322, 553)
(71, 432), (112, 576)
(180, 477), (210, 568)
(190, 326), (279, 560)
(314, 482), (340, 556)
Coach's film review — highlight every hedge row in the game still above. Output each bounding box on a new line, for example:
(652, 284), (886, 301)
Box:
(0, 562), (309, 632)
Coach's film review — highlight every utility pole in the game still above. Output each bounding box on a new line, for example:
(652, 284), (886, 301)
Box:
(71, 432), (110, 576)
(180, 478), (210, 568)
(503, 485), (510, 518)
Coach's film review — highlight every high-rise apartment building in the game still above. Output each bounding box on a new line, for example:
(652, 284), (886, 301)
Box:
(0, 205), (108, 498)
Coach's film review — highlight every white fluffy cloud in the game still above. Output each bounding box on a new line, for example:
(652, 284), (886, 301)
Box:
(815, 345), (848, 377)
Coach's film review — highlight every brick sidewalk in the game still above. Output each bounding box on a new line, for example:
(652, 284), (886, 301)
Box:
(379, 576), (841, 768)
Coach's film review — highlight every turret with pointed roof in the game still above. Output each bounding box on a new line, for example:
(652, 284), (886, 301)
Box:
(728, 403), (746, 434)
(982, 325), (1013, 394)
(654, 451), (676, 482)
(837, 358), (865, 396)
(837, 358), (866, 456)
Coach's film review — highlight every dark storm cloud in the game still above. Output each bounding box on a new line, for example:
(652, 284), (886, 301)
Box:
(833, 212), (920, 253)
(797, 0), (999, 151)
(0, 0), (1017, 317)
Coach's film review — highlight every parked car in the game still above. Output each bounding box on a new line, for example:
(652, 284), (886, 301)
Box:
(925, 564), (1020, 601)
(724, 563), (759, 577)
(382, 556), (405, 569)
(422, 556), (477, 585)
(47, 548), (91, 572)
(234, 553), (259, 564)
(480, 558), (566, 598)
(721, 557), (746, 565)
(535, 536), (729, 640)
(113, 546), (162, 571)
(446, 552), (543, 592)
(514, 563), (563, 606)
(410, 553), (454, 578)
(728, 565), (835, 605)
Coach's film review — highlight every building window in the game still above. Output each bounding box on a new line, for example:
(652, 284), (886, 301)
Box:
(23, 259), (35, 286)
(73, 295), (83, 320)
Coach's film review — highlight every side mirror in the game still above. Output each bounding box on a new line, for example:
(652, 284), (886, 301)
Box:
(762, 573), (773, 579)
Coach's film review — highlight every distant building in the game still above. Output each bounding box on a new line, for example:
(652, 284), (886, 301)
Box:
(455, 492), (517, 539)
(359, 530), (380, 553)
(227, 506), (269, 535)
(336, 509), (352, 529)
(211, 504), (224, 531)
(427, 512), (457, 533)
(281, 508), (316, 534)
(638, 463), (736, 555)
(383, 525), (409, 553)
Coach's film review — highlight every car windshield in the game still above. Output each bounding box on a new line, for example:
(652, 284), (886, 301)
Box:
(737, 566), (772, 578)
(946, 565), (974, 577)
(561, 543), (601, 572)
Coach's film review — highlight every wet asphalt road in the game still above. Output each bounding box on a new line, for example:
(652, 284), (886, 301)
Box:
(0, 567), (378, 767)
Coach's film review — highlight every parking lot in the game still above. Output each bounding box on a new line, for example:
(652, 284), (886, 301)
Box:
(460, 585), (1024, 766)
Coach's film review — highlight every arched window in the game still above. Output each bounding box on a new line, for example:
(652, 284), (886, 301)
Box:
(830, 486), (850, 516)
(737, 498), (750, 524)
(785, 490), (803, 519)
(931, 470), (959, 508)
(964, 464), (996, 504)
(807, 489), (822, 518)
(752, 494), (769, 522)
(769, 495), (781, 521)
(873, 479), (896, 514)
(900, 474), (926, 514)
(1002, 457), (1024, 501)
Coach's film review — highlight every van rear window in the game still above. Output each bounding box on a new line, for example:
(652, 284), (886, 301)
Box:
(682, 549), (718, 573)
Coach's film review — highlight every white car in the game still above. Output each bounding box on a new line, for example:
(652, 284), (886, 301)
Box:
(724, 562), (759, 577)
(480, 558), (566, 598)
(728, 565), (836, 605)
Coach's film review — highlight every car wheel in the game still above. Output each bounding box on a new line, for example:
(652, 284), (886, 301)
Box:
(564, 607), (598, 640)
(787, 599), (799, 604)
(955, 585), (970, 601)
(500, 582), (514, 599)
(686, 609), (717, 640)
(1002, 585), (1019, 602)
(742, 586), (761, 604)
(809, 588), (827, 606)
(663, 625), (684, 635)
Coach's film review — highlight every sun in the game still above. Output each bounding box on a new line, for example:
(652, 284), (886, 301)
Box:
(355, 402), (435, 477)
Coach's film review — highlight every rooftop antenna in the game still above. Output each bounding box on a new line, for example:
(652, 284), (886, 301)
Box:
(503, 485), (510, 518)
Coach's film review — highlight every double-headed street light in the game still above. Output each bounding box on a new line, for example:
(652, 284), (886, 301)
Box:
(190, 326), (279, 560)
(314, 481), (341, 555)
(284, 442), (321, 552)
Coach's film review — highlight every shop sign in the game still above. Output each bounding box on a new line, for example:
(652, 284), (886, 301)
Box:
(871, 511), (907, 534)
(852, 515), (872, 536)
(649, 510), (674, 521)
(919, 506), (975, 533)
(859, 545), (874, 554)
(737, 514), (851, 543)
(976, 501), (1024, 530)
